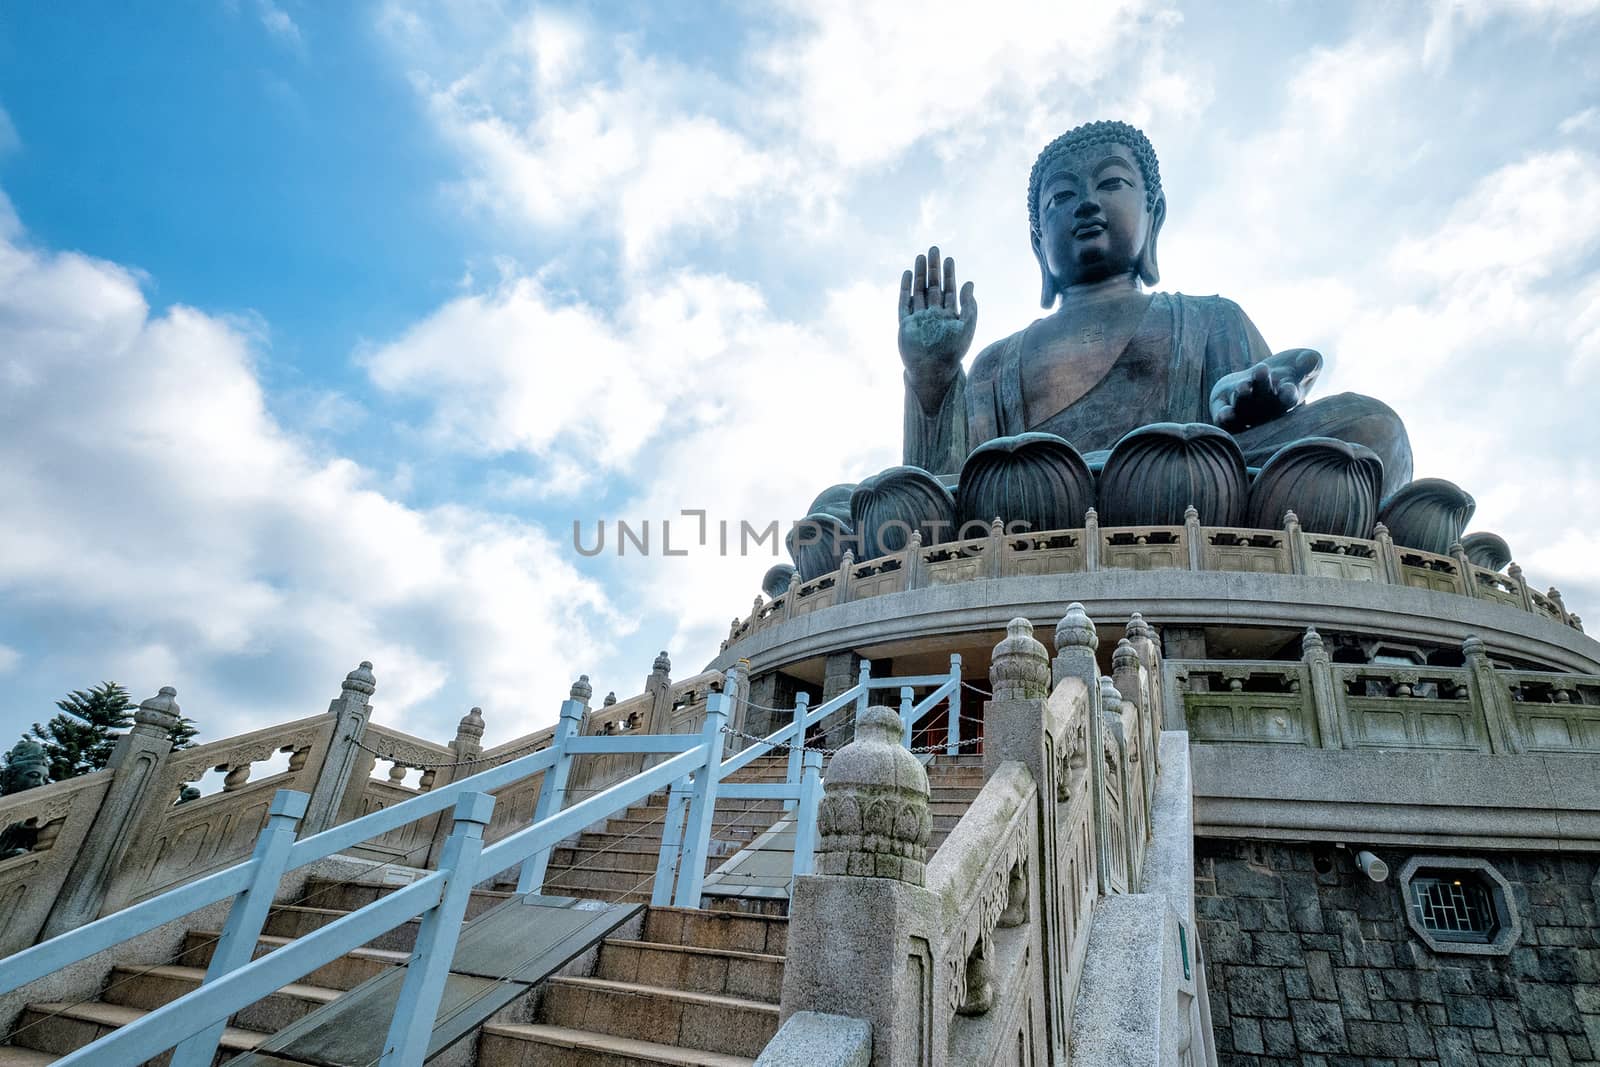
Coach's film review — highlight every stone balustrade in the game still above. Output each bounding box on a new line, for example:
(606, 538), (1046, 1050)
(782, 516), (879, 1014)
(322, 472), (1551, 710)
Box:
(1174, 631), (1600, 755)
(0, 648), (724, 961)
(722, 512), (1582, 652)
(768, 608), (1200, 1065)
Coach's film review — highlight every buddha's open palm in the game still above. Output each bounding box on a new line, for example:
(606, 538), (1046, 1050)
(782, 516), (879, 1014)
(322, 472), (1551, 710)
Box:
(1211, 348), (1324, 433)
(898, 246), (977, 410)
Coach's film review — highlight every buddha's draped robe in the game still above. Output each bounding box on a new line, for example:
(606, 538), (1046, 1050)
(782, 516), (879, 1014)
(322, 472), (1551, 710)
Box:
(903, 292), (1412, 496)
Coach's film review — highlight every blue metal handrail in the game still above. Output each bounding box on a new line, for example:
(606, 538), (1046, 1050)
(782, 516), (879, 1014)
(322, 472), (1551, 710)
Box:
(3, 656), (967, 1067)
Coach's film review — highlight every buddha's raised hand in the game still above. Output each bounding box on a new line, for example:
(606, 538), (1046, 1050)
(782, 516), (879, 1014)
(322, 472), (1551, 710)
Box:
(1210, 348), (1324, 433)
(898, 245), (977, 414)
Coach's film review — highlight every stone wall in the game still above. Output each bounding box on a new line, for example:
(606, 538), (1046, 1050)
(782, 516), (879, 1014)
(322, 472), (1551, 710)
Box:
(1196, 839), (1600, 1066)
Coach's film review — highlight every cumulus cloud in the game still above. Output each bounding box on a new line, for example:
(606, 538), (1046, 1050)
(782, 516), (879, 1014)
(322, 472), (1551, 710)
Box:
(0, 221), (621, 744)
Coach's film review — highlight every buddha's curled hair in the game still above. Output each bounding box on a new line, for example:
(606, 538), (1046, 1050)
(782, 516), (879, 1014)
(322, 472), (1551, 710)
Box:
(1028, 120), (1162, 236)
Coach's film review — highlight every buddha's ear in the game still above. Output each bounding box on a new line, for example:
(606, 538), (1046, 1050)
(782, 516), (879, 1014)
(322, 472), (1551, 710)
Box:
(1031, 228), (1056, 309)
(1138, 192), (1166, 286)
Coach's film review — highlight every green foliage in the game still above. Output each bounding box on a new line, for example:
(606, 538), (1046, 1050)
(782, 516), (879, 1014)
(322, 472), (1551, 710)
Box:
(30, 682), (135, 780)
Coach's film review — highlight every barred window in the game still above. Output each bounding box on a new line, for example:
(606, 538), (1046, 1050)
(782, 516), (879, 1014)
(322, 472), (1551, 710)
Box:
(1408, 873), (1498, 942)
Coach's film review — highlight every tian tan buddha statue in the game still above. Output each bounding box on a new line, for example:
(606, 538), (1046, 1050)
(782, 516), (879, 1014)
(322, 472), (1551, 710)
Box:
(785, 120), (1483, 582)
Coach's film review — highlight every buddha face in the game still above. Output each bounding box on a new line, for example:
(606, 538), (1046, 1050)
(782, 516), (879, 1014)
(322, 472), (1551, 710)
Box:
(1032, 140), (1163, 299)
(1, 760), (48, 794)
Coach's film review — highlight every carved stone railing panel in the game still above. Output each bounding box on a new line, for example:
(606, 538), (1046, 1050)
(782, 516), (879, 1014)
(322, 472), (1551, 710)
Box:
(923, 535), (992, 586)
(346, 779), (441, 863)
(1396, 548), (1466, 595)
(1334, 665), (1486, 752)
(1176, 662), (1313, 745)
(1202, 528), (1291, 574)
(849, 553), (909, 600)
(1004, 530), (1085, 579)
(1503, 670), (1600, 752)
(928, 767), (1036, 1062)
(0, 773), (112, 956)
(1102, 526), (1187, 571)
(1302, 534), (1385, 582)
(105, 714), (334, 909)
(1471, 565), (1525, 607)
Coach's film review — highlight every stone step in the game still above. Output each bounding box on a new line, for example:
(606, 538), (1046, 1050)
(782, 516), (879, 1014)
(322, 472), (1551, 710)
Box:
(260, 906), (418, 952)
(595, 939), (783, 1002)
(643, 906), (788, 955)
(0, 1048), (57, 1066)
(295, 877), (514, 918)
(102, 964), (339, 1035)
(478, 1023), (754, 1067)
(178, 931), (409, 991)
(11, 1000), (266, 1063)
(538, 976), (778, 1060)
(538, 865), (663, 899)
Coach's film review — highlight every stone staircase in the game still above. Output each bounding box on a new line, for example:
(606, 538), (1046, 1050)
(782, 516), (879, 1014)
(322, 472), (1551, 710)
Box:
(0, 753), (984, 1065)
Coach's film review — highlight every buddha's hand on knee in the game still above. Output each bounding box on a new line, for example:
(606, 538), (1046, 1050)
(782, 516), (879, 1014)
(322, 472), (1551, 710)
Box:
(898, 245), (977, 413)
(1210, 348), (1323, 432)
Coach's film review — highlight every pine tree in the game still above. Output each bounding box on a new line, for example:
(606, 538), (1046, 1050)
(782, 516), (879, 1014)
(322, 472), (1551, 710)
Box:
(167, 713), (199, 751)
(30, 682), (135, 780)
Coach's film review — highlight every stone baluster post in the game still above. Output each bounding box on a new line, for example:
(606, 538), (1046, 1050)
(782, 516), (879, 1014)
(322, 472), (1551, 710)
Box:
(301, 661), (377, 836)
(905, 530), (925, 590)
(1373, 523), (1402, 584)
(1301, 628), (1343, 749)
(1508, 562), (1536, 613)
(1451, 541), (1479, 598)
(987, 517), (1005, 578)
(1113, 638), (1155, 839)
(778, 705), (943, 1067)
(1183, 504), (1203, 570)
(424, 706), (488, 865)
(1099, 675), (1135, 885)
(1549, 587), (1570, 624)
(1284, 510), (1308, 574)
(836, 549), (855, 604)
(644, 651), (674, 734)
(723, 659), (752, 754)
(783, 569), (803, 622)
(1084, 508), (1101, 571)
(1054, 603), (1115, 893)
(41, 686), (183, 939)
(1124, 613), (1166, 735)
(983, 618), (1071, 1055)
(1463, 635), (1523, 754)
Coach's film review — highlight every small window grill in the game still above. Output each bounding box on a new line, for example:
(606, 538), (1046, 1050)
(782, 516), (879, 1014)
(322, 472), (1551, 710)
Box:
(1408, 874), (1498, 942)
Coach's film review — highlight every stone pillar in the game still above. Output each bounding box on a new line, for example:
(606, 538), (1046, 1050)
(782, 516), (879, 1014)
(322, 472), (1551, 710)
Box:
(41, 686), (181, 938)
(779, 706), (943, 1067)
(818, 650), (869, 748)
(644, 651), (674, 735)
(1183, 505), (1203, 570)
(1113, 638), (1155, 836)
(1508, 562), (1536, 613)
(1125, 613), (1167, 737)
(302, 661), (377, 836)
(1084, 508), (1101, 571)
(1464, 635), (1523, 754)
(723, 659), (752, 754)
(983, 618), (1072, 1056)
(1284, 510), (1308, 574)
(1161, 626), (1207, 663)
(746, 671), (781, 741)
(424, 707), (488, 865)
(1301, 628), (1343, 749)
(1054, 604), (1118, 894)
(1373, 522), (1402, 584)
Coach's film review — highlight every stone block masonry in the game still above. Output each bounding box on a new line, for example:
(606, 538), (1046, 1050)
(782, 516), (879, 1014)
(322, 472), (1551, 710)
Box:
(1196, 839), (1600, 1066)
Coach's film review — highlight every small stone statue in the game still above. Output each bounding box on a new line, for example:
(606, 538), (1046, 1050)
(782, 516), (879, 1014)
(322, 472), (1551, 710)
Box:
(1, 740), (51, 860)
(1, 740), (49, 795)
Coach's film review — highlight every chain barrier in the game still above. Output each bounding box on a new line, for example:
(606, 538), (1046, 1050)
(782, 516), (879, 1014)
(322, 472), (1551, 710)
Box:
(347, 732), (545, 772)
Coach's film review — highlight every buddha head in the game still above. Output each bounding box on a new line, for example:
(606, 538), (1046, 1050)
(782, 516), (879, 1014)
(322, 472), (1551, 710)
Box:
(1, 740), (50, 794)
(1028, 120), (1165, 307)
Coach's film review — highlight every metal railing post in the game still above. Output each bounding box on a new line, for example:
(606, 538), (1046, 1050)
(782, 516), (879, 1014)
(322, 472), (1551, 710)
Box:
(671, 693), (730, 907)
(899, 686), (915, 748)
(784, 692), (810, 812)
(516, 686), (587, 894)
(651, 780), (691, 906)
(945, 653), (963, 755)
(379, 792), (494, 1066)
(791, 749), (823, 881)
(169, 789), (308, 1067)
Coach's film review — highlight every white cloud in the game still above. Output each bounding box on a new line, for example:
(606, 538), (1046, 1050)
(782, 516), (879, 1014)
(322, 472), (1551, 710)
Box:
(0, 223), (621, 744)
(0, 644), (19, 676)
(0, 104), (17, 156)
(255, 0), (305, 52)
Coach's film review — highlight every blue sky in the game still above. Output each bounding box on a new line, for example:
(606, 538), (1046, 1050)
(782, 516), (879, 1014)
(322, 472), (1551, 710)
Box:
(1, 0), (1598, 751)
